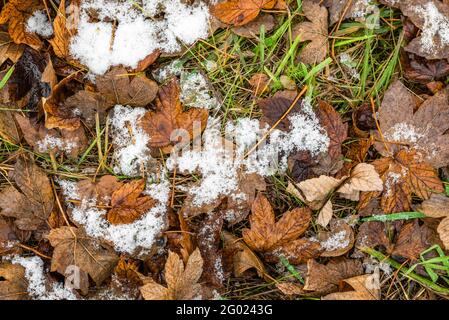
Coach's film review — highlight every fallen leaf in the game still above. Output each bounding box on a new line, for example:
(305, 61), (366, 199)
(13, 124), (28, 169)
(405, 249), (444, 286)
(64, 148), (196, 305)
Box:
(76, 175), (123, 206)
(292, 0), (328, 64)
(223, 231), (270, 281)
(318, 219), (355, 257)
(0, 31), (24, 65)
(355, 221), (393, 252)
(375, 80), (449, 168)
(258, 90), (302, 131)
(232, 14), (275, 38)
(140, 78), (208, 152)
(107, 179), (156, 225)
(0, 156), (54, 231)
(249, 73), (271, 96)
(48, 0), (72, 59)
(47, 226), (118, 286)
(303, 258), (363, 294)
(317, 200), (333, 228)
(322, 274), (380, 300)
(140, 248), (204, 300)
(401, 51), (449, 84)
(0, 263), (28, 300)
(324, 0), (378, 25)
(391, 220), (437, 260)
(211, 0), (276, 26)
(0, 0), (43, 50)
(242, 193), (312, 252)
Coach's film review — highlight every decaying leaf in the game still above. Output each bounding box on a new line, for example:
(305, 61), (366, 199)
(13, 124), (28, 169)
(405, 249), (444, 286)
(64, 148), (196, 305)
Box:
(243, 193), (311, 252)
(0, 156), (54, 231)
(318, 219), (354, 257)
(322, 274), (380, 300)
(0, 32), (24, 65)
(303, 258), (363, 294)
(76, 175), (123, 206)
(107, 180), (156, 225)
(0, 0), (43, 50)
(211, 0), (276, 26)
(140, 248), (204, 300)
(140, 78), (208, 152)
(391, 220), (437, 260)
(0, 263), (28, 300)
(48, 0), (72, 59)
(375, 80), (449, 168)
(324, 0), (379, 25)
(292, 0), (328, 64)
(223, 231), (270, 281)
(47, 226), (118, 285)
(355, 221), (393, 252)
(232, 14), (275, 38)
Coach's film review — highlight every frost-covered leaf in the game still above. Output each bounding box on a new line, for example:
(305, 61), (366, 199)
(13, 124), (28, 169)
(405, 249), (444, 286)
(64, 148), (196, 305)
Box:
(318, 219), (354, 257)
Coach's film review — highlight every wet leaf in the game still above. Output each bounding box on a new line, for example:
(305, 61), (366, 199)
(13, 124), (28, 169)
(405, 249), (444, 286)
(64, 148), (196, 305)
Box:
(47, 226), (118, 285)
(107, 180), (156, 225)
(392, 220), (437, 260)
(211, 0), (276, 26)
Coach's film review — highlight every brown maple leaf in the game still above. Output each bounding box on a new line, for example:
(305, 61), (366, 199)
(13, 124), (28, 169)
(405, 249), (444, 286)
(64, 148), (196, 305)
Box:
(76, 175), (123, 206)
(419, 194), (449, 250)
(391, 220), (437, 260)
(375, 80), (449, 168)
(65, 67), (159, 128)
(292, 0), (328, 64)
(140, 78), (208, 153)
(140, 248), (204, 300)
(0, 32), (24, 65)
(0, 263), (28, 300)
(47, 226), (118, 286)
(0, 156), (54, 231)
(242, 193), (319, 264)
(0, 0), (43, 50)
(370, 149), (444, 213)
(211, 0), (277, 26)
(107, 179), (156, 225)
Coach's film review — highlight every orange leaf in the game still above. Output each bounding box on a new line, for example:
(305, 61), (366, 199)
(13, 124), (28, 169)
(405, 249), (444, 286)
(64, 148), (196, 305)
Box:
(211, 0), (276, 26)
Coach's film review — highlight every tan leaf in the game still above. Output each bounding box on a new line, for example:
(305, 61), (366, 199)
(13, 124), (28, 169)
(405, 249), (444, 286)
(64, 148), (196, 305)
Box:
(47, 226), (118, 285)
(140, 78), (208, 152)
(242, 193), (311, 252)
(211, 0), (276, 26)
(0, 31), (24, 64)
(277, 282), (304, 295)
(0, 263), (28, 300)
(264, 238), (322, 265)
(0, 156), (54, 231)
(249, 73), (270, 96)
(420, 194), (449, 218)
(107, 179), (156, 225)
(223, 231), (269, 281)
(48, 0), (71, 58)
(292, 0), (328, 64)
(0, 111), (21, 144)
(317, 199), (333, 228)
(76, 175), (123, 206)
(322, 274), (380, 300)
(338, 163), (383, 200)
(437, 217), (449, 250)
(318, 219), (355, 257)
(303, 258), (363, 294)
(297, 175), (344, 204)
(141, 248), (204, 300)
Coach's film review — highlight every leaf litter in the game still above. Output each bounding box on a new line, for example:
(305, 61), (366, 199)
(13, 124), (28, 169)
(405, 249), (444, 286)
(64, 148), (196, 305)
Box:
(0, 0), (449, 301)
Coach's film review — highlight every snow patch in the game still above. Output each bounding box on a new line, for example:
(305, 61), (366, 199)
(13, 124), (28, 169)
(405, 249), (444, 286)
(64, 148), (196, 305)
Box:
(26, 10), (53, 37)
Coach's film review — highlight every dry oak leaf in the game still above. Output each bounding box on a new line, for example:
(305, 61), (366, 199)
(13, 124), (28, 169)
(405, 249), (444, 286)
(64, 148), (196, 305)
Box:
(419, 194), (449, 249)
(371, 149), (444, 214)
(0, 263), (28, 300)
(292, 0), (328, 64)
(211, 0), (276, 26)
(242, 193), (317, 261)
(0, 156), (54, 231)
(375, 80), (449, 168)
(322, 274), (380, 300)
(0, 0), (43, 50)
(222, 231), (270, 281)
(140, 78), (208, 152)
(47, 226), (118, 286)
(140, 248), (204, 300)
(303, 258), (363, 294)
(107, 179), (156, 225)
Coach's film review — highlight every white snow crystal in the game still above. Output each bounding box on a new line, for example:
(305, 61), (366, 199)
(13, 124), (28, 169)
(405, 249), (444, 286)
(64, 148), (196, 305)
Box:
(70, 0), (210, 75)
(320, 230), (350, 251)
(10, 256), (77, 300)
(26, 10), (53, 37)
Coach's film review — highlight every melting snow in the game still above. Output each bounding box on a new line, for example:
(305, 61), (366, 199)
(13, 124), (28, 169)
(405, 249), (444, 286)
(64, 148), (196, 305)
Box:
(70, 0), (210, 75)
(10, 256), (77, 300)
(26, 10), (53, 37)
(413, 1), (449, 54)
(320, 230), (350, 251)
(36, 135), (76, 154)
(387, 122), (424, 143)
(58, 176), (169, 255)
